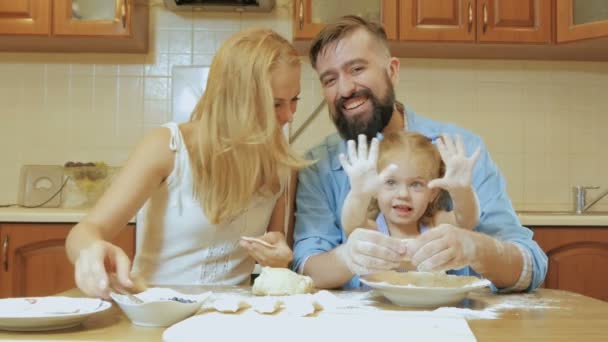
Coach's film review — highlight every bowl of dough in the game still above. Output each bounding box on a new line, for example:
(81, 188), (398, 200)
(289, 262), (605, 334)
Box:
(360, 271), (491, 308)
(110, 287), (212, 327)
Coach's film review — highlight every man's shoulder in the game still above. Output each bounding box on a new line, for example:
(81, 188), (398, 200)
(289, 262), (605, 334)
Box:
(305, 132), (343, 161)
(409, 111), (484, 146)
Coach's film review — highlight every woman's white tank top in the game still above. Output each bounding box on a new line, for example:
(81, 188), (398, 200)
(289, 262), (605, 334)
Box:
(131, 122), (281, 286)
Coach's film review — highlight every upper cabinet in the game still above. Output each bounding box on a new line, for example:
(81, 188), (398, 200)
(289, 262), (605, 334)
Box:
(557, 0), (608, 42)
(293, 0), (398, 40)
(293, 0), (608, 60)
(400, 0), (475, 42)
(53, 0), (131, 37)
(0, 0), (50, 35)
(0, 0), (148, 53)
(399, 0), (550, 43)
(477, 0), (550, 43)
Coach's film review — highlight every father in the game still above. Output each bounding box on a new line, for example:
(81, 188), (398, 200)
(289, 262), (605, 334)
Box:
(292, 15), (547, 292)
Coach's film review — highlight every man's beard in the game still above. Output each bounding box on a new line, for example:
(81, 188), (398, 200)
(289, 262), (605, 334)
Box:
(331, 84), (395, 142)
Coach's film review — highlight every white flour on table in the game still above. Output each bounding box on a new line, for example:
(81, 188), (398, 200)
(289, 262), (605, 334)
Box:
(330, 291), (562, 320)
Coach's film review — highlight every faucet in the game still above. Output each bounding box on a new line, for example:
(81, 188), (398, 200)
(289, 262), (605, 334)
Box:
(574, 186), (608, 214)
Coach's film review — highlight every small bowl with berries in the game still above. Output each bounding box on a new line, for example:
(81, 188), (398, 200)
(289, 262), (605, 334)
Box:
(110, 287), (212, 327)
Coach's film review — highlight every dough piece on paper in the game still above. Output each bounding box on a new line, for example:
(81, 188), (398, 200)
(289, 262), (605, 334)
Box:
(250, 297), (283, 314)
(311, 290), (343, 311)
(252, 267), (314, 296)
(206, 296), (251, 313)
(282, 294), (317, 317)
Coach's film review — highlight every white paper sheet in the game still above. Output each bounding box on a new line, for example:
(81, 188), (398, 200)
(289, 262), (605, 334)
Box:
(163, 310), (477, 342)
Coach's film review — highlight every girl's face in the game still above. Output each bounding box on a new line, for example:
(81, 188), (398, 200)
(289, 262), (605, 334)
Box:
(376, 153), (439, 232)
(271, 63), (301, 127)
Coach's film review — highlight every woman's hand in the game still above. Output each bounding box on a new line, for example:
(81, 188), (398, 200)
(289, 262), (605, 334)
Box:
(74, 240), (133, 299)
(240, 231), (293, 268)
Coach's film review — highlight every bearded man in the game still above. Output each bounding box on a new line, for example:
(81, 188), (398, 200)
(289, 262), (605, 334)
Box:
(291, 15), (547, 293)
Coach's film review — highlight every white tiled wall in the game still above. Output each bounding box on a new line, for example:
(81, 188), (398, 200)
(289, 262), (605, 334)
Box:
(0, 0), (606, 212)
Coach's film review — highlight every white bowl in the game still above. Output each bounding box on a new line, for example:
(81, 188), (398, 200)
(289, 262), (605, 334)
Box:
(110, 288), (211, 327)
(360, 271), (491, 308)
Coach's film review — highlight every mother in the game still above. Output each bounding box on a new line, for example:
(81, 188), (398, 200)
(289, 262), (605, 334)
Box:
(66, 28), (308, 298)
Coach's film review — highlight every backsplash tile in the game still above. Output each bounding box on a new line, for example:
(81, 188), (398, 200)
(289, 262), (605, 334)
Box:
(0, 0), (605, 212)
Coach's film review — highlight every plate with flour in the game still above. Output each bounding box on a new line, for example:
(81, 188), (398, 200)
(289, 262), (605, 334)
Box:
(360, 271), (491, 308)
(0, 297), (111, 331)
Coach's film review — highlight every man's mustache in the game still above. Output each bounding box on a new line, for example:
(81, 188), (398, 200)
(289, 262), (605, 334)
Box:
(335, 89), (372, 111)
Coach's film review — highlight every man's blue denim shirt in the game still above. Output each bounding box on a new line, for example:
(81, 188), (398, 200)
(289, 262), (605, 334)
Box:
(292, 110), (548, 291)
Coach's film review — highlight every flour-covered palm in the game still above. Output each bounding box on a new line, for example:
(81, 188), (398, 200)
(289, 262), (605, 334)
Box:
(428, 134), (481, 191)
(339, 134), (397, 197)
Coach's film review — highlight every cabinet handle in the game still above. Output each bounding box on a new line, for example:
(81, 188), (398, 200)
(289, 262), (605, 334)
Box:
(2, 235), (8, 272)
(298, 0), (304, 30)
(121, 0), (128, 29)
(467, 1), (473, 32)
(482, 3), (488, 34)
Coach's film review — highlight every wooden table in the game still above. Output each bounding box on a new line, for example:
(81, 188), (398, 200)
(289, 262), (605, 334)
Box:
(1, 287), (607, 341)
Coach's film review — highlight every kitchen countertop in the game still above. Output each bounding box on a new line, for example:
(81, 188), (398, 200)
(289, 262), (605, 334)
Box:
(0, 207), (135, 223)
(517, 211), (608, 226)
(1, 287), (607, 341)
(0, 207), (606, 226)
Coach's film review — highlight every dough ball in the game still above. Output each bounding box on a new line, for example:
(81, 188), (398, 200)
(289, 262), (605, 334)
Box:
(252, 267), (314, 296)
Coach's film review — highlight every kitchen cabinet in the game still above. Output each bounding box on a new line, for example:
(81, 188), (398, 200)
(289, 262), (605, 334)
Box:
(0, 0), (148, 53)
(292, 0), (608, 61)
(399, 0), (475, 42)
(0, 0), (50, 35)
(399, 0), (551, 43)
(557, 0), (608, 42)
(53, 0), (131, 37)
(0, 223), (135, 298)
(293, 0), (398, 40)
(533, 226), (608, 301)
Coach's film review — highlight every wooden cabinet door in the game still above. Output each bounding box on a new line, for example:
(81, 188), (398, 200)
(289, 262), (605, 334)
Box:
(293, 0), (398, 40)
(557, 0), (608, 42)
(0, 223), (135, 298)
(534, 227), (608, 301)
(52, 0), (131, 37)
(477, 0), (551, 43)
(0, 0), (50, 35)
(399, 0), (475, 42)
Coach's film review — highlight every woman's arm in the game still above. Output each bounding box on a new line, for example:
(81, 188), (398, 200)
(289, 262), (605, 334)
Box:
(239, 169), (297, 268)
(267, 169), (298, 243)
(65, 127), (174, 298)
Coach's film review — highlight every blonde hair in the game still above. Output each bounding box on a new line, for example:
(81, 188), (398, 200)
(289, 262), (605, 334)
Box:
(190, 28), (310, 224)
(369, 131), (447, 224)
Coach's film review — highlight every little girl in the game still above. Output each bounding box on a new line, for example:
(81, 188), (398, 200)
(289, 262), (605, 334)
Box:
(339, 132), (481, 244)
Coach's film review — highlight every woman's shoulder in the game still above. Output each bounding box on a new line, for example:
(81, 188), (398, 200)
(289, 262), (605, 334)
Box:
(176, 121), (198, 154)
(131, 126), (179, 179)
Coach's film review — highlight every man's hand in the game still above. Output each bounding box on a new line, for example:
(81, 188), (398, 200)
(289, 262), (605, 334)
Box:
(428, 134), (480, 191)
(405, 224), (482, 272)
(336, 228), (407, 275)
(339, 134), (397, 197)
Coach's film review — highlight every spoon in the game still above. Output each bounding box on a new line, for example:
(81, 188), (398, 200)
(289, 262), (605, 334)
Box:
(109, 283), (144, 304)
(240, 236), (275, 248)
